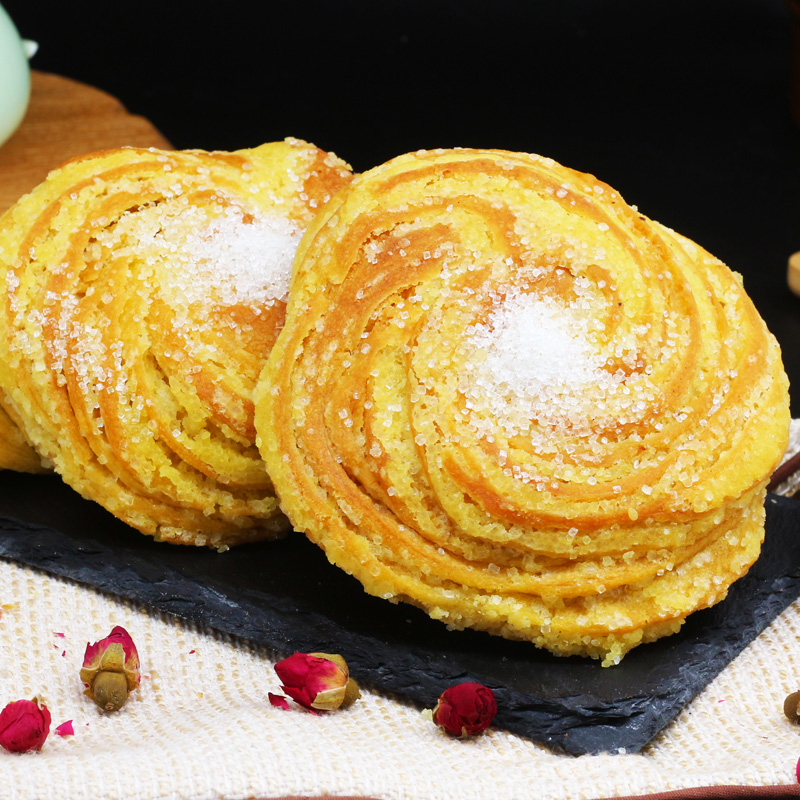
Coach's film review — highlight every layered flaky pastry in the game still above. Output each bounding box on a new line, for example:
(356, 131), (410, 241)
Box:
(255, 147), (790, 664)
(0, 139), (352, 547)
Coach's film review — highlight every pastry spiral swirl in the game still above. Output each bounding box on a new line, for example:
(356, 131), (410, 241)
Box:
(0, 139), (352, 547)
(256, 147), (790, 663)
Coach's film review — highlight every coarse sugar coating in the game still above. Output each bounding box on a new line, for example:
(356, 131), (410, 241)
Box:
(255, 147), (790, 664)
(0, 139), (352, 547)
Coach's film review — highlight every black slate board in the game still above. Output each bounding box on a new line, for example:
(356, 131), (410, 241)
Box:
(0, 471), (798, 755)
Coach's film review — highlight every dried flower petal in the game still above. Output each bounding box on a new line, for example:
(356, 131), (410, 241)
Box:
(431, 682), (497, 737)
(55, 720), (74, 737)
(0, 699), (51, 752)
(274, 652), (360, 711)
(81, 626), (139, 677)
(80, 626), (140, 711)
(268, 692), (290, 711)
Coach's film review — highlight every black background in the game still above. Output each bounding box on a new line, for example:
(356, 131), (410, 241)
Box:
(4, 0), (800, 409)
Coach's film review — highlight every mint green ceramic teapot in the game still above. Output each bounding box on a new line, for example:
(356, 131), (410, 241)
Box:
(0, 5), (34, 147)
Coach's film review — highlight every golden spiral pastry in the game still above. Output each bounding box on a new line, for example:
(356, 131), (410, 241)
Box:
(0, 139), (352, 547)
(256, 147), (790, 664)
(0, 399), (46, 473)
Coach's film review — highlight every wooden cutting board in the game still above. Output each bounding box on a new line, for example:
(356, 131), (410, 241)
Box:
(0, 71), (170, 214)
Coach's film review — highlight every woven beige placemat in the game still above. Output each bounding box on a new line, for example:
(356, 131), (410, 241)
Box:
(1, 423), (800, 800)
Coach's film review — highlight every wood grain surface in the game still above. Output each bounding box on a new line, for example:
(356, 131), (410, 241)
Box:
(0, 71), (170, 214)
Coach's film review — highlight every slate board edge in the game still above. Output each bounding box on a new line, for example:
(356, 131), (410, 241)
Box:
(0, 516), (654, 754)
(0, 516), (607, 753)
(0, 493), (798, 756)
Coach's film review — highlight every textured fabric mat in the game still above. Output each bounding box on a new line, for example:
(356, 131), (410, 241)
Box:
(1, 422), (800, 800)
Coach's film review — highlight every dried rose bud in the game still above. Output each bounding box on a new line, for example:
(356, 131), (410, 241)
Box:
(0, 698), (51, 752)
(431, 682), (497, 737)
(786, 691), (800, 723)
(80, 626), (140, 712)
(274, 652), (360, 711)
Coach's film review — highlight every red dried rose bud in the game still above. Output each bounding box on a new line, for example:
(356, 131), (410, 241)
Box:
(0, 698), (51, 752)
(432, 682), (497, 737)
(274, 652), (360, 711)
(80, 626), (140, 712)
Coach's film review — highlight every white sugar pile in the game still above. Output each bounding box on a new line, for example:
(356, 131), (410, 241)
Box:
(98, 201), (302, 308)
(461, 288), (653, 437)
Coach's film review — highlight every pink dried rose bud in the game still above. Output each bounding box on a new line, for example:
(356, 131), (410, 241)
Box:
(80, 626), (140, 712)
(431, 682), (497, 737)
(0, 698), (51, 753)
(274, 652), (360, 711)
